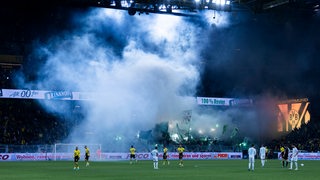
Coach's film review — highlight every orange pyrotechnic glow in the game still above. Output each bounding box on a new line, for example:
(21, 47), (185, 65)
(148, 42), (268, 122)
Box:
(277, 98), (310, 132)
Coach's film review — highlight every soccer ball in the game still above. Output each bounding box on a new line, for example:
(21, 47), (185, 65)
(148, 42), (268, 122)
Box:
(301, 163), (304, 166)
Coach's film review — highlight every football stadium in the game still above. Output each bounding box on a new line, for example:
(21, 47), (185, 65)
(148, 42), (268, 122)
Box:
(1, 0), (320, 179)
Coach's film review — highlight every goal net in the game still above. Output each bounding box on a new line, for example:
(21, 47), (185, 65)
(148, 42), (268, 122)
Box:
(54, 143), (102, 161)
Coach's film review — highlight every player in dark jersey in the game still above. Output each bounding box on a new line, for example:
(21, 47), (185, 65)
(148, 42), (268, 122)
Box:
(283, 145), (290, 167)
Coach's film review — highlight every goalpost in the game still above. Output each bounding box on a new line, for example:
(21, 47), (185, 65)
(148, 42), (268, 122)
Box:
(54, 143), (102, 161)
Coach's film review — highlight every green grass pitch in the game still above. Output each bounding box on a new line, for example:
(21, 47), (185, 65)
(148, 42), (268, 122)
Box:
(1, 159), (319, 180)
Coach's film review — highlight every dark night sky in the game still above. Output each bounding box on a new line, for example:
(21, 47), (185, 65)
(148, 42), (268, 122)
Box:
(199, 11), (320, 99)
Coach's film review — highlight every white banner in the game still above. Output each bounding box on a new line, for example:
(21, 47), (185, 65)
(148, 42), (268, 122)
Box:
(197, 97), (231, 106)
(0, 89), (94, 100)
(197, 97), (253, 106)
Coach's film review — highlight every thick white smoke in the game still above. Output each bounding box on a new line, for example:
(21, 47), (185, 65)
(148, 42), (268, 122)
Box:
(21, 9), (206, 152)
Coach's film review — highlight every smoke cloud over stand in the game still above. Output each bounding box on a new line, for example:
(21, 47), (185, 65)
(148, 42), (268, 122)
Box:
(14, 7), (315, 152)
(16, 9), (208, 152)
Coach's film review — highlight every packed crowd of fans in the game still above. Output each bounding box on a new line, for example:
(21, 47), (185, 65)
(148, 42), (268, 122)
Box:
(266, 120), (320, 153)
(0, 98), (71, 146)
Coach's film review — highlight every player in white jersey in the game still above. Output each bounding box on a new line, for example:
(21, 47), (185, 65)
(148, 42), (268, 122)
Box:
(248, 144), (257, 171)
(289, 144), (299, 170)
(151, 146), (159, 169)
(259, 144), (267, 167)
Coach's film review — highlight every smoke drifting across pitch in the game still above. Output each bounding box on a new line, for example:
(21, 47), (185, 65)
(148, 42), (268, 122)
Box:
(17, 8), (213, 152)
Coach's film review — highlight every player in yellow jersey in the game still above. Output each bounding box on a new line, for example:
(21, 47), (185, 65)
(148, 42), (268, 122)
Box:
(280, 146), (285, 168)
(163, 145), (170, 165)
(177, 144), (185, 167)
(84, 145), (90, 167)
(74, 146), (80, 170)
(129, 145), (137, 164)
